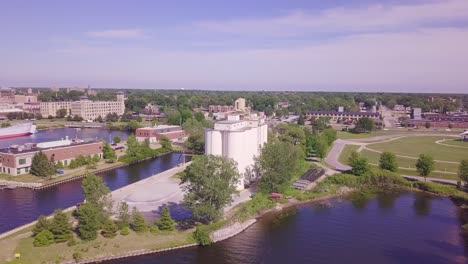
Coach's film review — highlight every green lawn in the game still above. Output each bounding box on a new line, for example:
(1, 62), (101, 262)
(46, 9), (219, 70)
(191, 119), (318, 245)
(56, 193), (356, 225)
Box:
(367, 136), (468, 162)
(439, 139), (468, 148)
(360, 149), (459, 173)
(0, 160), (127, 185)
(338, 145), (360, 165)
(337, 131), (386, 140)
(7, 230), (193, 264)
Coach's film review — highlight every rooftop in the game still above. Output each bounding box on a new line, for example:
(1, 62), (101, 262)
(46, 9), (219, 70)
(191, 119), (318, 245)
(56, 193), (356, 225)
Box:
(0, 138), (100, 154)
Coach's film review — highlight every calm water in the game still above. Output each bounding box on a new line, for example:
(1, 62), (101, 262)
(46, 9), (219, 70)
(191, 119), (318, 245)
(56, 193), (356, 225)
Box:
(108, 192), (468, 264)
(0, 128), (187, 233)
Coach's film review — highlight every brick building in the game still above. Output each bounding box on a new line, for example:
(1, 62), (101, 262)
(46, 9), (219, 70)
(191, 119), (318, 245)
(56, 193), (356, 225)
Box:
(0, 138), (103, 176)
(135, 125), (186, 143)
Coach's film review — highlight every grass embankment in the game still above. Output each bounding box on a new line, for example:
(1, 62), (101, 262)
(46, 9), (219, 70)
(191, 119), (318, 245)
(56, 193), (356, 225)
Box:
(0, 160), (128, 185)
(6, 231), (194, 264)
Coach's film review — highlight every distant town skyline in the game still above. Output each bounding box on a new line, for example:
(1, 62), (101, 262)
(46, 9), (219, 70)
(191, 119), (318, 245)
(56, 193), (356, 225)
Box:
(1, 0), (468, 93)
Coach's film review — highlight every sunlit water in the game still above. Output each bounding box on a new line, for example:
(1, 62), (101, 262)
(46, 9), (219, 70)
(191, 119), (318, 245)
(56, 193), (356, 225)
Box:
(108, 192), (468, 264)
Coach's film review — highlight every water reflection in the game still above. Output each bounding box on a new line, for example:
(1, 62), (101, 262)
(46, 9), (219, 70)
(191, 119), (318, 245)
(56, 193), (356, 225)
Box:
(414, 194), (432, 216)
(108, 192), (467, 264)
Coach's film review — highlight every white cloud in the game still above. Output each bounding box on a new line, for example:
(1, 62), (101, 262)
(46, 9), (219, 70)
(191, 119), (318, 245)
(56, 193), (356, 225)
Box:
(196, 0), (468, 36)
(85, 29), (145, 39)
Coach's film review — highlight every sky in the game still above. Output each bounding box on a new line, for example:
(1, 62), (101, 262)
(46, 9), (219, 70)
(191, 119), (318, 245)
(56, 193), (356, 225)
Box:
(1, 0), (468, 93)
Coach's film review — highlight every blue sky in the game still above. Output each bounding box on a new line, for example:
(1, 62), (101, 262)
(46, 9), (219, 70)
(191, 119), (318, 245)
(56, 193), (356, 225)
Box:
(1, 0), (468, 92)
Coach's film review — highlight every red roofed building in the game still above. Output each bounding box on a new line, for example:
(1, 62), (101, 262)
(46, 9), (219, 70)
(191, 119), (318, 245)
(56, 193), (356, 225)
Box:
(136, 125), (187, 143)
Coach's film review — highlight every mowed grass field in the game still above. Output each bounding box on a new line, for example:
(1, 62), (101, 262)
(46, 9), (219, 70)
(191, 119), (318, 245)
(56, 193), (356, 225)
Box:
(359, 136), (468, 180)
(438, 139), (468, 148)
(338, 145), (360, 165)
(366, 136), (467, 162)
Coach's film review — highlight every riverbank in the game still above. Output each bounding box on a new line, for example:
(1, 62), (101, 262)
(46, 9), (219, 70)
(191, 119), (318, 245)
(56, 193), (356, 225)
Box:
(0, 147), (175, 190)
(3, 169), (468, 264)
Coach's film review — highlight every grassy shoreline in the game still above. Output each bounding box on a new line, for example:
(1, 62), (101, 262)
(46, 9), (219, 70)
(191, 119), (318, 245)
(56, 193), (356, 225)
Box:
(3, 174), (468, 264)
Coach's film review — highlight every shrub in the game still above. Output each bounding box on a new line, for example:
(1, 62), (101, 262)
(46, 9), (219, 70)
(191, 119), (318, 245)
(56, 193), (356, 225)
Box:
(120, 226), (131, 236)
(72, 252), (83, 262)
(101, 220), (118, 238)
(67, 237), (78, 247)
(359, 169), (412, 187)
(323, 174), (360, 188)
(193, 227), (212, 246)
(235, 193), (275, 221)
(415, 181), (457, 196)
(32, 215), (51, 236)
(33, 230), (55, 247)
(150, 226), (160, 233)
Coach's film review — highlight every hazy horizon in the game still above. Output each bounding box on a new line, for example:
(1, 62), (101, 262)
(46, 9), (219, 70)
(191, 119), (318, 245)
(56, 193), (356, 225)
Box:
(2, 0), (468, 93)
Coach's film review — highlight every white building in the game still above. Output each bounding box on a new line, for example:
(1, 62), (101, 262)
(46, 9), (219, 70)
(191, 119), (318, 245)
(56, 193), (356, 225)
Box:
(40, 101), (72, 117)
(205, 114), (268, 190)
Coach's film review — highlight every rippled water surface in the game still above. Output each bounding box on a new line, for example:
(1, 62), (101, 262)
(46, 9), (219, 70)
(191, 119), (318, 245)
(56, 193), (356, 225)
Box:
(109, 192), (468, 264)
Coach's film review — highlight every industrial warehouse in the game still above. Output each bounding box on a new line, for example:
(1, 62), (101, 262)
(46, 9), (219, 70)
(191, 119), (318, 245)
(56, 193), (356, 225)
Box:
(0, 137), (103, 176)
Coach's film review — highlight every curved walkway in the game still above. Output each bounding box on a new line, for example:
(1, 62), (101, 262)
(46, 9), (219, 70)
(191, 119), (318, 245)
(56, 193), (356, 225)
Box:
(362, 147), (460, 164)
(435, 139), (468, 149)
(324, 133), (460, 185)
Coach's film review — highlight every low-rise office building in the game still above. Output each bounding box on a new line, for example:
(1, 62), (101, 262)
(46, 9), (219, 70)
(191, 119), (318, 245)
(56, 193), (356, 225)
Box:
(0, 137), (103, 176)
(40, 101), (72, 117)
(135, 125), (187, 143)
(306, 110), (379, 122)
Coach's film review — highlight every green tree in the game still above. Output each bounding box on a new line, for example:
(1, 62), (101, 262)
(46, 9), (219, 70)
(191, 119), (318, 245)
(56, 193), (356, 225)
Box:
(157, 207), (176, 231)
(50, 209), (73, 243)
(82, 174), (111, 212)
(458, 160), (468, 185)
(416, 154), (435, 180)
(160, 137), (173, 151)
(103, 142), (116, 160)
(322, 128), (337, 146)
(194, 112), (205, 122)
(101, 219), (118, 238)
(183, 118), (212, 154)
(297, 115), (305, 125)
(30, 151), (56, 177)
(167, 109), (182, 125)
(33, 215), (51, 236)
(126, 134), (141, 160)
(56, 108), (68, 118)
(131, 207), (148, 233)
(125, 120), (142, 131)
(33, 230), (55, 247)
(77, 203), (100, 241)
(181, 155), (240, 224)
(314, 137), (328, 160)
(348, 151), (370, 176)
(113, 136), (121, 144)
(117, 202), (131, 229)
(353, 117), (376, 133)
(257, 141), (305, 193)
(179, 109), (193, 124)
(379, 152), (399, 172)
(311, 117), (330, 131)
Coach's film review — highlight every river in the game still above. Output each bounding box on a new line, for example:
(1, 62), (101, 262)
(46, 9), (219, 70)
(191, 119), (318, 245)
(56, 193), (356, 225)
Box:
(107, 192), (468, 264)
(0, 128), (187, 233)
